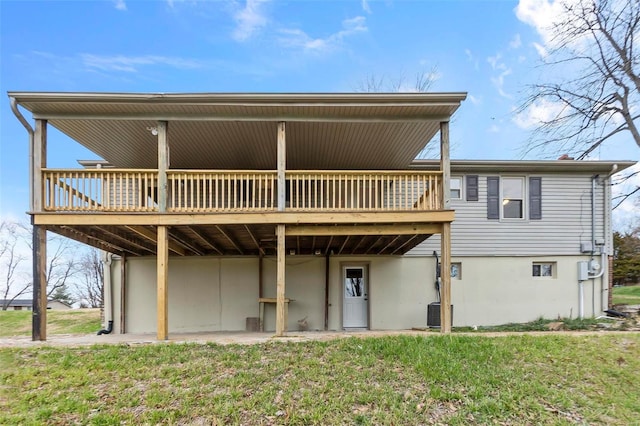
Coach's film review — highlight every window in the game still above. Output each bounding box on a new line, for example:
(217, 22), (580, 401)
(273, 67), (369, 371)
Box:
(532, 262), (556, 278)
(450, 177), (462, 199)
(502, 177), (524, 219)
(451, 262), (462, 280)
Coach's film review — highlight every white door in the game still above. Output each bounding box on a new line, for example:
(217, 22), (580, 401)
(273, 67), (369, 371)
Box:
(343, 266), (368, 328)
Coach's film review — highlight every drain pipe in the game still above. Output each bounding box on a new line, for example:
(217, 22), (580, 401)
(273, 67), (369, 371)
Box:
(97, 252), (114, 335)
(9, 97), (35, 212)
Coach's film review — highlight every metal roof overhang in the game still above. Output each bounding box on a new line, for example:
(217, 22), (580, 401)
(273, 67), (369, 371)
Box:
(10, 92), (466, 170)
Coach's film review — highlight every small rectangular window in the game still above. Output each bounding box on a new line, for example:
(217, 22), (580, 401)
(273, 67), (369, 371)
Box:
(450, 177), (462, 199)
(451, 262), (462, 280)
(502, 177), (525, 219)
(532, 262), (556, 278)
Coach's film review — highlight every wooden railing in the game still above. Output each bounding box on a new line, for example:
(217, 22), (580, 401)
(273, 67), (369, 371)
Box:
(41, 169), (442, 213)
(43, 169), (158, 212)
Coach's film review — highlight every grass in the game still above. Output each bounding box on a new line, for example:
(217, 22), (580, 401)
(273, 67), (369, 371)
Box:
(458, 317), (615, 333)
(613, 284), (640, 305)
(0, 309), (101, 337)
(1, 334), (639, 425)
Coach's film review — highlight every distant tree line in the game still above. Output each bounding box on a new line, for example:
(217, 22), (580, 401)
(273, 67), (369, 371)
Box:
(613, 229), (640, 286)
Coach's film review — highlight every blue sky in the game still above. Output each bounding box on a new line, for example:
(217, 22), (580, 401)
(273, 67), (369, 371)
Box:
(1, 0), (638, 225)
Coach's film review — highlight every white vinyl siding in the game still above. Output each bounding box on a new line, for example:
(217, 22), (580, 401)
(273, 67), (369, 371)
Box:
(409, 173), (608, 256)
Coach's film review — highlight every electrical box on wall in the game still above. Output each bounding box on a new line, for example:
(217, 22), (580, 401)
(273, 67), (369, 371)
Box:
(578, 261), (590, 281)
(580, 242), (593, 253)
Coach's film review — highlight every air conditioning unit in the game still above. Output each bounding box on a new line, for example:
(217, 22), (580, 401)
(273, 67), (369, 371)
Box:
(427, 302), (453, 328)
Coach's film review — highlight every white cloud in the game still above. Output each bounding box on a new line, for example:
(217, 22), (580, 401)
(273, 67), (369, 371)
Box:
(513, 98), (565, 129)
(114, 0), (127, 11)
(488, 124), (501, 133)
(465, 49), (479, 70)
(278, 16), (367, 53)
(468, 94), (481, 105)
(232, 0), (269, 42)
(514, 0), (566, 45)
(81, 54), (203, 73)
(487, 53), (507, 71)
(362, 0), (372, 14)
(509, 34), (522, 49)
(491, 68), (513, 99)
(532, 41), (548, 57)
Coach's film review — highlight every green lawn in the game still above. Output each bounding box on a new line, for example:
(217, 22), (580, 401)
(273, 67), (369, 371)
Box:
(613, 285), (640, 305)
(1, 334), (639, 425)
(0, 309), (101, 337)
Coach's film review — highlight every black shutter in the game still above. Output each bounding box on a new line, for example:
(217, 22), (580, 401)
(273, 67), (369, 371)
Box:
(487, 176), (500, 219)
(529, 177), (542, 220)
(466, 175), (479, 201)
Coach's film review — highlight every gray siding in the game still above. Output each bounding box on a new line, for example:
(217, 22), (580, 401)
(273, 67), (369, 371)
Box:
(409, 173), (610, 256)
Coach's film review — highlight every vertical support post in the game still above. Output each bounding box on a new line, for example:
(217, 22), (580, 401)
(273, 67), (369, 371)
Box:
(157, 225), (169, 340)
(324, 254), (330, 330)
(157, 121), (169, 212)
(276, 224), (286, 336)
(277, 122), (286, 211)
(32, 225), (47, 341)
(440, 222), (452, 333)
(440, 121), (450, 210)
(120, 253), (127, 334)
(33, 119), (47, 212)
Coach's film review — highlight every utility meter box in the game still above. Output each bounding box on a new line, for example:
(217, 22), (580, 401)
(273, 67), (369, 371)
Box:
(577, 261), (590, 281)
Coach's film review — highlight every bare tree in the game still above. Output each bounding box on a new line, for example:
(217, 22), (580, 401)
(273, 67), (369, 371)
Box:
(519, 0), (640, 158)
(355, 67), (439, 93)
(0, 221), (29, 310)
(74, 249), (104, 308)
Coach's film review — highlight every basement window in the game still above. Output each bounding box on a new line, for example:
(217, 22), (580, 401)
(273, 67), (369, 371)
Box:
(532, 262), (556, 278)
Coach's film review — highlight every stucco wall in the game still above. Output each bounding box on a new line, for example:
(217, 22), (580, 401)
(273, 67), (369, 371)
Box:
(108, 254), (606, 334)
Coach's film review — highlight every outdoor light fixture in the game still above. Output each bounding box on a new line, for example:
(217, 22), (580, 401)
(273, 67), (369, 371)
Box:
(147, 126), (158, 136)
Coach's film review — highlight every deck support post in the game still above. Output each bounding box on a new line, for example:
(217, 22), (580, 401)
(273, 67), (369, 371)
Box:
(276, 224), (286, 336)
(33, 119), (46, 212)
(157, 225), (169, 340)
(32, 225), (47, 341)
(440, 222), (452, 333)
(440, 121), (450, 210)
(277, 122), (286, 211)
(157, 121), (169, 212)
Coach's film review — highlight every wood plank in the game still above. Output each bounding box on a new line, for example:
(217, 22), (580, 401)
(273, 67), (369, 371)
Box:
(275, 224), (286, 336)
(31, 225), (47, 341)
(33, 120), (47, 212)
(157, 225), (169, 340)
(168, 228), (205, 255)
(95, 226), (155, 255)
(440, 222), (452, 333)
(286, 224), (442, 236)
(52, 226), (126, 255)
(186, 226), (223, 255)
(277, 122), (286, 212)
(215, 225), (244, 254)
(33, 211), (456, 226)
(120, 254), (126, 334)
(244, 224), (265, 255)
(440, 121), (450, 210)
(157, 121), (168, 212)
(125, 225), (186, 255)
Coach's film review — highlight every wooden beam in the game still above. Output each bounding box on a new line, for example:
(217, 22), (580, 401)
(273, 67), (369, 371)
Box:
(157, 225), (169, 340)
(53, 226), (126, 256)
(244, 225), (265, 255)
(168, 228), (205, 255)
(186, 226), (223, 255)
(157, 121), (168, 213)
(350, 235), (368, 254)
(286, 223), (442, 236)
(275, 224), (286, 336)
(95, 226), (155, 255)
(277, 122), (286, 212)
(390, 235), (419, 255)
(364, 236), (384, 254)
(31, 225), (47, 341)
(215, 225), (244, 255)
(377, 235), (402, 254)
(120, 254), (127, 334)
(324, 235), (334, 255)
(440, 222), (452, 333)
(440, 121), (450, 210)
(338, 235), (350, 255)
(33, 211), (456, 226)
(324, 254), (330, 331)
(125, 225), (186, 256)
(33, 120), (47, 212)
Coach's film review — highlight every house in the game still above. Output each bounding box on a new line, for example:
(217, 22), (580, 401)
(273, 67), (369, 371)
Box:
(8, 92), (634, 341)
(0, 299), (72, 311)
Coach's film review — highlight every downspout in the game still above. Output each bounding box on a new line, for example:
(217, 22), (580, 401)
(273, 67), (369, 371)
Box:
(97, 252), (114, 335)
(9, 97), (34, 211)
(598, 165), (618, 313)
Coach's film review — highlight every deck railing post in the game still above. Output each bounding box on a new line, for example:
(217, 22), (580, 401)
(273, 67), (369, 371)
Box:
(157, 121), (169, 212)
